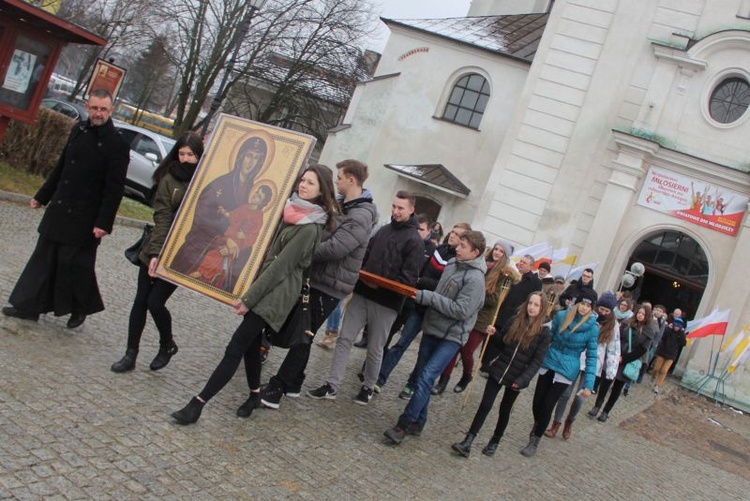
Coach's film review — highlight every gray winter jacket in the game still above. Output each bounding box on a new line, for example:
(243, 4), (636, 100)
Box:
(415, 255), (487, 345)
(310, 191), (377, 299)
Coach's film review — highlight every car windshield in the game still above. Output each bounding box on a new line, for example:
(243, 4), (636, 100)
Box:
(160, 137), (176, 152)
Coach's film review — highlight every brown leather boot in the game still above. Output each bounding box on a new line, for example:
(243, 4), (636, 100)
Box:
(544, 420), (561, 438)
(562, 419), (573, 440)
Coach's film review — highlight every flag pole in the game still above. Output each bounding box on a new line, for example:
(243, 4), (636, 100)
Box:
(687, 309), (731, 397)
(711, 328), (729, 374)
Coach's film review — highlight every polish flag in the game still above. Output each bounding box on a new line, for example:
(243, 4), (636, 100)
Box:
(686, 308), (731, 339)
(533, 248), (572, 270)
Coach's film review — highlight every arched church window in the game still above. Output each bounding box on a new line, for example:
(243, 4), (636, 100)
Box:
(442, 73), (490, 129)
(709, 77), (750, 124)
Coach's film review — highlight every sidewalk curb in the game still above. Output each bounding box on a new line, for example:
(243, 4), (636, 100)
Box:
(0, 190), (148, 229)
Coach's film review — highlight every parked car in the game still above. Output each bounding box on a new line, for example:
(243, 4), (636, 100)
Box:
(114, 120), (175, 204)
(40, 98), (89, 122)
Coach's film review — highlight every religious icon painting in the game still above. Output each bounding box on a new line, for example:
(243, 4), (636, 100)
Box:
(156, 114), (316, 304)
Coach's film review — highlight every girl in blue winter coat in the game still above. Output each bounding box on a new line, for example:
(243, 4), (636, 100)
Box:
(521, 288), (599, 457)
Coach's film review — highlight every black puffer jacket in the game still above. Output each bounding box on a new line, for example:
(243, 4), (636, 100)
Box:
(559, 279), (597, 307)
(654, 321), (686, 360)
(615, 322), (651, 382)
(416, 243), (456, 291)
(487, 316), (551, 389)
(310, 191), (377, 299)
(494, 271), (543, 331)
(353, 214), (423, 311)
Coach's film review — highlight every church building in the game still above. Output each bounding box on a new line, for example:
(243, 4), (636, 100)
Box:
(318, 0), (750, 410)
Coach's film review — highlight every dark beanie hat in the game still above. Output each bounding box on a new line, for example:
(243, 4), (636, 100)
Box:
(576, 287), (598, 305)
(538, 262), (551, 272)
(596, 291), (617, 311)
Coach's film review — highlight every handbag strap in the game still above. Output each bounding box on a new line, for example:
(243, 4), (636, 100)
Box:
(627, 327), (633, 353)
(488, 329), (527, 384)
(301, 267), (311, 303)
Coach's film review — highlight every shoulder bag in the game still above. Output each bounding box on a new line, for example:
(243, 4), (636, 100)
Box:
(266, 271), (313, 349)
(622, 327), (642, 381)
(124, 224), (153, 266)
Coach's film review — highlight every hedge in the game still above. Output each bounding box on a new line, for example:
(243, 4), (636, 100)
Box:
(0, 108), (75, 177)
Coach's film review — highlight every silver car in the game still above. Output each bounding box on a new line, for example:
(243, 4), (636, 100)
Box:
(114, 120), (175, 203)
(40, 98), (89, 121)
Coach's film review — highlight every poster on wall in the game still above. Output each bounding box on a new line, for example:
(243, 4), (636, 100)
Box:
(0, 34), (52, 114)
(3, 50), (36, 94)
(637, 167), (748, 237)
(84, 59), (126, 100)
(155, 114), (316, 305)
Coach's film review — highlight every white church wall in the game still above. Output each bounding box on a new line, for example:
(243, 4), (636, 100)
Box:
(321, 23), (531, 227)
(670, 35), (750, 169)
(318, 75), (400, 171)
(476, 0), (623, 248)
(649, 0), (703, 42)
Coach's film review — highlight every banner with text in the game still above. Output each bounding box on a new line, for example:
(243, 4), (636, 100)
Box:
(637, 167), (747, 237)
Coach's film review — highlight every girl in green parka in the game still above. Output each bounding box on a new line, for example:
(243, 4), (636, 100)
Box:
(172, 165), (337, 425)
(111, 132), (204, 374)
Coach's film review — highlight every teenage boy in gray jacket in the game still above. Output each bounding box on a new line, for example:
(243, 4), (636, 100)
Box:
(384, 230), (487, 444)
(260, 160), (377, 409)
(308, 191), (423, 405)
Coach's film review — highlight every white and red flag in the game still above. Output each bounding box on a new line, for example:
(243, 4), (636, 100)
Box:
(686, 308), (731, 339)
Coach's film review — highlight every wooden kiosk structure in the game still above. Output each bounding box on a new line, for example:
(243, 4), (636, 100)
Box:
(0, 0), (105, 143)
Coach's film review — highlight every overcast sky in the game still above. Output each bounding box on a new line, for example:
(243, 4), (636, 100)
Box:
(365, 0), (474, 52)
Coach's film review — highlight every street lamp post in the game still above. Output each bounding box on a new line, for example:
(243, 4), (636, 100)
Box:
(620, 262), (645, 291)
(201, 0), (268, 137)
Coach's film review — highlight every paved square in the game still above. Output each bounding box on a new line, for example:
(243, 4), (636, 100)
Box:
(1, 200), (748, 499)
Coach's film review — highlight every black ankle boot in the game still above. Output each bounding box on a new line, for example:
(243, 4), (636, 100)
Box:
(451, 433), (475, 457)
(67, 313), (86, 329)
(172, 397), (204, 425)
(521, 435), (541, 457)
(150, 340), (178, 371)
(111, 349), (138, 373)
(482, 437), (500, 457)
(431, 376), (449, 395)
(237, 392), (260, 418)
(453, 374), (473, 393)
(353, 332), (368, 348)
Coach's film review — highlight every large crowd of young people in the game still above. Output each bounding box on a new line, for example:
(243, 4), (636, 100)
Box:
(4, 154), (684, 460)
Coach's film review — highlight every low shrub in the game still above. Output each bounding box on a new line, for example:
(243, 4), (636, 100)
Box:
(0, 108), (75, 177)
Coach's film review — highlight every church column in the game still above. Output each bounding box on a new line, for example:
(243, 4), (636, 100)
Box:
(711, 202), (750, 320)
(579, 132), (655, 288)
(681, 205), (750, 407)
